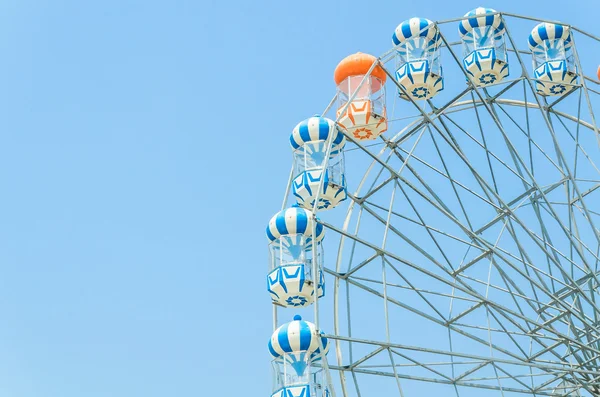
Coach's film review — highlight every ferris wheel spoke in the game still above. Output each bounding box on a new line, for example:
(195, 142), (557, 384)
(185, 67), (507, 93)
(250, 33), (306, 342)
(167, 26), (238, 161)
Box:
(345, 275), (526, 361)
(324, 333), (593, 379)
(425, 123), (479, 228)
(342, 263), (565, 364)
(355, 184), (475, 273)
(546, 86), (582, 111)
(542, 135), (600, 262)
(446, 113), (592, 276)
(473, 301), (569, 363)
(533, 202), (600, 270)
(345, 275), (479, 304)
(486, 78), (527, 103)
(451, 321), (561, 340)
(440, 108), (539, 197)
(343, 274), (449, 325)
(386, 349), (408, 397)
(392, 144), (503, 209)
(392, 179), (465, 270)
(359, 198), (482, 250)
(492, 363), (533, 393)
(488, 261), (600, 355)
(342, 252), (381, 279)
(485, 257), (536, 361)
(331, 208), (600, 365)
(389, 347), (455, 382)
(384, 256), (451, 321)
(450, 274), (554, 309)
(422, 117), (600, 295)
(490, 100), (564, 175)
(329, 365), (531, 394)
(347, 346), (388, 370)
(369, 195), (596, 344)
(568, 34), (600, 149)
(360, 178), (572, 314)
(356, 176), (396, 204)
(505, 208), (590, 280)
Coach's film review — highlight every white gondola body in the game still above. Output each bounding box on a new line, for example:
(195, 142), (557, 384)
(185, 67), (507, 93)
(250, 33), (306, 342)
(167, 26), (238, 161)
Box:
(395, 60), (444, 100)
(292, 169), (347, 211)
(533, 60), (578, 96)
(463, 48), (509, 86)
(337, 100), (387, 141)
(271, 385), (330, 397)
(267, 264), (324, 307)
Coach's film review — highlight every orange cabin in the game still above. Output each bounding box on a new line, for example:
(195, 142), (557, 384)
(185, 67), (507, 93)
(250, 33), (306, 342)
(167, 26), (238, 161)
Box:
(334, 53), (387, 97)
(334, 53), (388, 141)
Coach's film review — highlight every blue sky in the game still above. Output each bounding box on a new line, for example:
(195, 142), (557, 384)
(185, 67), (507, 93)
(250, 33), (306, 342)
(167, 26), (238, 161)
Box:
(0, 0), (598, 396)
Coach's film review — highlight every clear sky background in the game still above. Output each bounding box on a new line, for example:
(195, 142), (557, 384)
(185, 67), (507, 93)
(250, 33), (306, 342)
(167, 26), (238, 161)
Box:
(0, 0), (597, 396)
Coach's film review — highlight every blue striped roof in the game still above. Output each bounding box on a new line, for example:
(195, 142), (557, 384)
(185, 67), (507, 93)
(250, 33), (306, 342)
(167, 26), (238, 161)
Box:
(268, 315), (329, 365)
(528, 22), (572, 50)
(290, 116), (346, 155)
(392, 17), (441, 47)
(458, 8), (505, 37)
(266, 207), (324, 243)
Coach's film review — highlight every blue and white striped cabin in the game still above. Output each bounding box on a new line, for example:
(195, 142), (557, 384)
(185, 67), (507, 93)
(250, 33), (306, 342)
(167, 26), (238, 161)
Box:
(458, 8), (509, 86)
(290, 116), (347, 211)
(269, 316), (330, 397)
(266, 207), (325, 308)
(392, 17), (444, 100)
(528, 22), (578, 96)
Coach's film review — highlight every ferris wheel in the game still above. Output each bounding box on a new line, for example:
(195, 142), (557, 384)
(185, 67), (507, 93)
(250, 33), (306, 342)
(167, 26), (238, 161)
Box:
(265, 8), (600, 397)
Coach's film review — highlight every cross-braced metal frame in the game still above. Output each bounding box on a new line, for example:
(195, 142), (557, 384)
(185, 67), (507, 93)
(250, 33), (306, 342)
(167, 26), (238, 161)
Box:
(275, 11), (600, 397)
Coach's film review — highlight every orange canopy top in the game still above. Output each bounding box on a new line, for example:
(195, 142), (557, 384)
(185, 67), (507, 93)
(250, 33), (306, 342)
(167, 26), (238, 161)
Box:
(597, 65), (600, 81)
(334, 52), (387, 85)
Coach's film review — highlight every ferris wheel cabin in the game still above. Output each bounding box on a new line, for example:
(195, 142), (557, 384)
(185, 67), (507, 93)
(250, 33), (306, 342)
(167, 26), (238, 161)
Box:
(393, 18), (444, 100)
(291, 116), (348, 211)
(459, 8), (509, 87)
(334, 53), (388, 141)
(269, 316), (330, 397)
(266, 207), (325, 308)
(529, 22), (578, 96)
